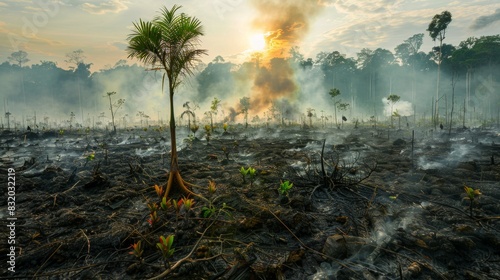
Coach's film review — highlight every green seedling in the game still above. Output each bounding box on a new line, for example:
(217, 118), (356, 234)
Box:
(202, 202), (233, 219)
(129, 240), (144, 260)
(172, 199), (180, 214)
(84, 152), (95, 167)
(160, 197), (171, 211)
(464, 185), (481, 217)
(240, 166), (257, 186)
(247, 167), (257, 186)
(240, 166), (249, 183)
(157, 235), (175, 264)
(201, 205), (216, 218)
(279, 180), (294, 196)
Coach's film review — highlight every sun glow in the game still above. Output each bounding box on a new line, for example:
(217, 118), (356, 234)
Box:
(250, 33), (266, 51)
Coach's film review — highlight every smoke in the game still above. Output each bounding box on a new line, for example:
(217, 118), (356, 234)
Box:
(470, 8), (500, 30)
(382, 97), (414, 117)
(245, 0), (326, 116)
(251, 0), (324, 60)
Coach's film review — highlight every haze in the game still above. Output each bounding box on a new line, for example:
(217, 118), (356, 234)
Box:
(0, 0), (499, 129)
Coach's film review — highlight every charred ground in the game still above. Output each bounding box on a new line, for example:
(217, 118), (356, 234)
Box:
(1, 125), (499, 279)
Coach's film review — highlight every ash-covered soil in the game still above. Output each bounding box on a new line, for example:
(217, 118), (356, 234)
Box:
(1, 125), (499, 280)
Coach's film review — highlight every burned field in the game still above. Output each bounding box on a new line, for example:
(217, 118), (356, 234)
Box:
(1, 126), (499, 279)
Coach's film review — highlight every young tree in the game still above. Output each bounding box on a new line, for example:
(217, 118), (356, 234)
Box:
(239, 97), (250, 128)
(328, 88), (341, 126)
(210, 97), (220, 132)
(5, 112), (11, 130)
(306, 108), (315, 127)
(105, 91), (125, 134)
(427, 11), (452, 128)
(127, 5), (207, 198)
(387, 94), (400, 128)
(337, 103), (350, 128)
(180, 101), (196, 133)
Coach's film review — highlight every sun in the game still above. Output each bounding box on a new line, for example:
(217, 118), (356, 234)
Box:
(250, 33), (266, 51)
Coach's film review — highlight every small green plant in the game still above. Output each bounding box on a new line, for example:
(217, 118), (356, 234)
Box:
(200, 180), (234, 219)
(157, 235), (175, 266)
(464, 185), (481, 217)
(240, 166), (257, 186)
(202, 202), (233, 219)
(84, 152), (95, 167)
(240, 166), (249, 183)
(160, 196), (171, 211)
(223, 123), (228, 132)
(279, 180), (293, 196)
(248, 167), (256, 186)
(201, 205), (216, 218)
(129, 240), (144, 260)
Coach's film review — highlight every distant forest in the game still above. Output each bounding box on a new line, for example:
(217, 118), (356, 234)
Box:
(1, 34), (499, 129)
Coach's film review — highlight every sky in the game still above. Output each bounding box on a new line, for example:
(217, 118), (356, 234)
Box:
(0, 0), (499, 71)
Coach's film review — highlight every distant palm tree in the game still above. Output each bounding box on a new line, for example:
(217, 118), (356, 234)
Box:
(127, 5), (207, 197)
(181, 101), (195, 132)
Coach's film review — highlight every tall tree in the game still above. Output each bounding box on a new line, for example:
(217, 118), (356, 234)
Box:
(210, 97), (220, 132)
(427, 10), (452, 128)
(329, 88), (341, 127)
(105, 91), (124, 134)
(394, 33), (424, 103)
(127, 5), (207, 198)
(387, 94), (400, 128)
(239, 96), (250, 128)
(65, 49), (87, 125)
(8, 50), (29, 113)
(8, 50), (29, 67)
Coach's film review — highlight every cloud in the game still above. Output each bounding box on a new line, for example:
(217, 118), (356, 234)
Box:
(61, 0), (128, 15)
(330, 0), (402, 14)
(110, 41), (127, 50)
(470, 8), (500, 30)
(81, 0), (128, 14)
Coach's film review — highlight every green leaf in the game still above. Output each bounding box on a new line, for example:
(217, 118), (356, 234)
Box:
(166, 235), (174, 249)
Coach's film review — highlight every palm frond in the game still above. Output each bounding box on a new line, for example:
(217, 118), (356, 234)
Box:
(127, 5), (207, 93)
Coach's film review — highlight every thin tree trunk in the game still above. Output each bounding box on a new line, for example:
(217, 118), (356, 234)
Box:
(165, 81), (194, 198)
